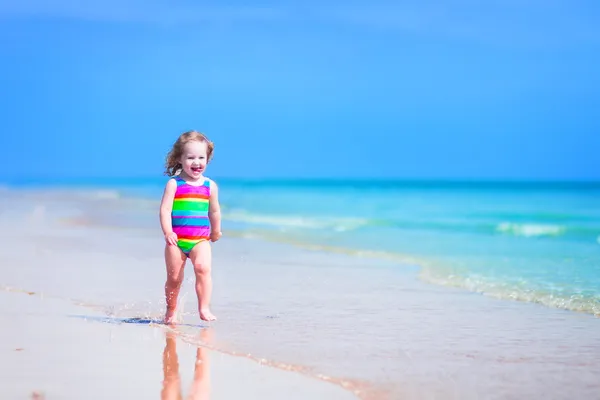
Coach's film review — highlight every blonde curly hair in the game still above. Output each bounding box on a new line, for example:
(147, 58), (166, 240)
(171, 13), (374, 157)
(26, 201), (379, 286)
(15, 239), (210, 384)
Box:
(164, 130), (215, 176)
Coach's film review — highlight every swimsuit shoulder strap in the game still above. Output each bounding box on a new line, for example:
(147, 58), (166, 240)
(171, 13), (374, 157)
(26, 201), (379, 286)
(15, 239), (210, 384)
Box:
(173, 175), (187, 185)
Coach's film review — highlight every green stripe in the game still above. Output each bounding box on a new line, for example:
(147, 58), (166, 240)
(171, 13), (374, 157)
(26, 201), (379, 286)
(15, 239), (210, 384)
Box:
(178, 240), (195, 252)
(172, 200), (209, 211)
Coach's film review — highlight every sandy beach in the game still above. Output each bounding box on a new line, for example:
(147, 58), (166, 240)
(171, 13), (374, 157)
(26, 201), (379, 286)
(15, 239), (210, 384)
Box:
(1, 188), (600, 399)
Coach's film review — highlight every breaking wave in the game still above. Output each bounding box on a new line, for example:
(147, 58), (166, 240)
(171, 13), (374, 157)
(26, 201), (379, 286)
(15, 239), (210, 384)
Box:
(420, 268), (600, 317)
(223, 210), (368, 232)
(495, 222), (566, 237)
(221, 209), (600, 243)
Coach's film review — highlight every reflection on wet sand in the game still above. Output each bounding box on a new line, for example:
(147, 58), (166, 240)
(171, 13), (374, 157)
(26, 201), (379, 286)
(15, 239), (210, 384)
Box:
(161, 329), (211, 400)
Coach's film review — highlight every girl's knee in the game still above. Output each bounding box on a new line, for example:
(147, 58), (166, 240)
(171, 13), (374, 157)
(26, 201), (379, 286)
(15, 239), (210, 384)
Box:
(166, 274), (184, 286)
(193, 262), (211, 276)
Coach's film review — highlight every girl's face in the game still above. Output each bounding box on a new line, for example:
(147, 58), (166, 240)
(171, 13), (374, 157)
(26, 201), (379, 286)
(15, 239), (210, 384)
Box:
(179, 141), (208, 179)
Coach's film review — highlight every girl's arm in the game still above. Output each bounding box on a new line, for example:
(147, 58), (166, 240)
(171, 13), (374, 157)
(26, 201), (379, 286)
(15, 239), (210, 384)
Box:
(159, 179), (178, 241)
(209, 180), (222, 238)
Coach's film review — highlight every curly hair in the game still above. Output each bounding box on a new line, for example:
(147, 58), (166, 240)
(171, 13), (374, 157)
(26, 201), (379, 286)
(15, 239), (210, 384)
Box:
(164, 130), (215, 176)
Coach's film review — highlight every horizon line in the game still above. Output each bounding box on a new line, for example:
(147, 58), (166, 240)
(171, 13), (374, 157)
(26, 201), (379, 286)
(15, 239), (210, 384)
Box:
(1, 176), (599, 185)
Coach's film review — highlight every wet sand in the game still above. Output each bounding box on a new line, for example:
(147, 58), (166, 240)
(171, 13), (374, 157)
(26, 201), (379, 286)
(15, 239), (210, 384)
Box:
(0, 289), (357, 400)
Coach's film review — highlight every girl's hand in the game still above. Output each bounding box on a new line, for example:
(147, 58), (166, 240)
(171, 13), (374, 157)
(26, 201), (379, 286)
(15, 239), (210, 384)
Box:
(165, 232), (178, 246)
(210, 230), (222, 242)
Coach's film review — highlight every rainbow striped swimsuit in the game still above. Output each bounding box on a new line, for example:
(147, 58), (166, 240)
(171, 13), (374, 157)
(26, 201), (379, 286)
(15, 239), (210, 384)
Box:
(171, 176), (211, 256)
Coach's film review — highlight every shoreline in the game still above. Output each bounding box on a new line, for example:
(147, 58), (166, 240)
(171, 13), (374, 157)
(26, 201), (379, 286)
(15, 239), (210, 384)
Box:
(220, 229), (600, 319)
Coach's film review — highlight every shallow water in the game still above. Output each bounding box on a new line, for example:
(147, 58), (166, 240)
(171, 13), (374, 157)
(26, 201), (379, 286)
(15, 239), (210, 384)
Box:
(216, 180), (600, 316)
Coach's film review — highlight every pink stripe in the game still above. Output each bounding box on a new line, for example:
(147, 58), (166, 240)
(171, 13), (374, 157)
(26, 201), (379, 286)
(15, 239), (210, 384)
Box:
(174, 226), (210, 236)
(176, 185), (210, 196)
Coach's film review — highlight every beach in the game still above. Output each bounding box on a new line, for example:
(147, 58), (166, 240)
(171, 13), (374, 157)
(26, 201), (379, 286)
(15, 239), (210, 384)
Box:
(0, 198), (358, 400)
(1, 184), (600, 399)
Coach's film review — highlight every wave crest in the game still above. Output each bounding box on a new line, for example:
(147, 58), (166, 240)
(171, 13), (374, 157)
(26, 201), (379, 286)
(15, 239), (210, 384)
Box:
(496, 222), (565, 237)
(224, 210), (368, 232)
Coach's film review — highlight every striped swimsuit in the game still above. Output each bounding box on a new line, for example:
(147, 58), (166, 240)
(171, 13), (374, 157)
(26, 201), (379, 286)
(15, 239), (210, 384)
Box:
(171, 176), (211, 256)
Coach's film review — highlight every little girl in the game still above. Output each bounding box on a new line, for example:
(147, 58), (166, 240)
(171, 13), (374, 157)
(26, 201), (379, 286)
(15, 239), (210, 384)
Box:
(159, 130), (222, 323)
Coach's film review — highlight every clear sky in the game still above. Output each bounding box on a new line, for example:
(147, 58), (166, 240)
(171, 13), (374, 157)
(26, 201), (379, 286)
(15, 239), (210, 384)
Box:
(1, 0), (599, 180)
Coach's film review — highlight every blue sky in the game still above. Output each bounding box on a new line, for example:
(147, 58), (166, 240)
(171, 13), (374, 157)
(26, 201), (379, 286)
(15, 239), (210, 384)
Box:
(1, 0), (599, 180)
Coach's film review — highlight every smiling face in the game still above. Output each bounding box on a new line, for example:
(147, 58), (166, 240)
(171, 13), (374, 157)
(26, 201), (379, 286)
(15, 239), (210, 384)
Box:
(179, 140), (209, 180)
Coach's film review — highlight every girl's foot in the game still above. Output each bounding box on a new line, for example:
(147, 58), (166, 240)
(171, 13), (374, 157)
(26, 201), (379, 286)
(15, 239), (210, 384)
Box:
(199, 308), (217, 321)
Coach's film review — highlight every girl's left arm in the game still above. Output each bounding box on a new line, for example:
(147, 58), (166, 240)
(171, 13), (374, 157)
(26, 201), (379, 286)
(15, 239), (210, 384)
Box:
(209, 180), (222, 237)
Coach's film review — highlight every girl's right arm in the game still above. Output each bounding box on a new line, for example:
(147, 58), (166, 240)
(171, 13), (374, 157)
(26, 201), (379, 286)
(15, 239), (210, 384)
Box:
(159, 178), (178, 245)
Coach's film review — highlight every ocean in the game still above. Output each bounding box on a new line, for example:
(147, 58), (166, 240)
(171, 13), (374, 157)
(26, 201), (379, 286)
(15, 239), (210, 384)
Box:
(218, 179), (600, 316)
(7, 177), (600, 317)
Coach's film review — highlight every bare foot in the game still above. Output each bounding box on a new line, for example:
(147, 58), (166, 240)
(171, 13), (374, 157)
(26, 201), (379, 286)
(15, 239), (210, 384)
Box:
(199, 308), (217, 321)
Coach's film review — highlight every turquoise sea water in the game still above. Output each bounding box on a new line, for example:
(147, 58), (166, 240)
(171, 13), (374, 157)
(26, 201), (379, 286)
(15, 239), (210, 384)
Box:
(216, 179), (600, 316)
(6, 178), (600, 316)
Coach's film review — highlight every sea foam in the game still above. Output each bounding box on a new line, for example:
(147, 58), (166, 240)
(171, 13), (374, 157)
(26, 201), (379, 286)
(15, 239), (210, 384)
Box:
(496, 222), (565, 237)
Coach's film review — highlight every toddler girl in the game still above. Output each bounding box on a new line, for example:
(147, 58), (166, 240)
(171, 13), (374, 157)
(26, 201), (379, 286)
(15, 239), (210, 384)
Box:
(159, 130), (222, 323)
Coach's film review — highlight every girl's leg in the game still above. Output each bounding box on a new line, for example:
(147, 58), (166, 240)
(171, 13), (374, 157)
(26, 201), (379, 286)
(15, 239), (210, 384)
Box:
(188, 241), (216, 321)
(164, 244), (186, 324)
